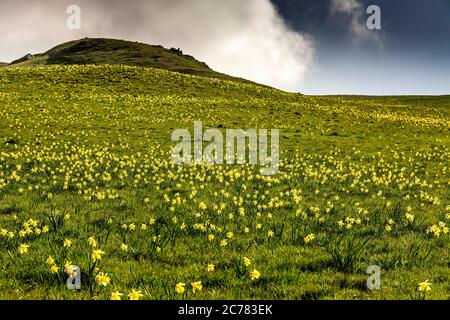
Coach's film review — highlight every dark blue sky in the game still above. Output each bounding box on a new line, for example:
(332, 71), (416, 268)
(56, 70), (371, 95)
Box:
(272, 0), (450, 94)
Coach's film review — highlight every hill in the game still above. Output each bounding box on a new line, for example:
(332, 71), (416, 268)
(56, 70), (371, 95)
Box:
(5, 38), (249, 83)
(0, 64), (448, 300)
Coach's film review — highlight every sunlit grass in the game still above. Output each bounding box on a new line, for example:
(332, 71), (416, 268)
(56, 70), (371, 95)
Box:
(0, 65), (448, 300)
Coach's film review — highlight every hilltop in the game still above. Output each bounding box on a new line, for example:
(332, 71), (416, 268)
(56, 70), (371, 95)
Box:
(5, 38), (249, 83)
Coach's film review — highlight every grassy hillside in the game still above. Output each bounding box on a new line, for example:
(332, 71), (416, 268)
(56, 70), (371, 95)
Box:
(6, 38), (249, 83)
(0, 65), (448, 300)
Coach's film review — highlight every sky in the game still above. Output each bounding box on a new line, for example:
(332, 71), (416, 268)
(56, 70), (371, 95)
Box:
(271, 0), (450, 95)
(0, 0), (449, 95)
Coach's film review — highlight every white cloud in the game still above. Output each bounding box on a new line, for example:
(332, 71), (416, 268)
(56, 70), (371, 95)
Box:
(0, 0), (314, 91)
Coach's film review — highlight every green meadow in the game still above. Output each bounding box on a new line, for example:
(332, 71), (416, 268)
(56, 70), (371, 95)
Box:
(0, 65), (448, 300)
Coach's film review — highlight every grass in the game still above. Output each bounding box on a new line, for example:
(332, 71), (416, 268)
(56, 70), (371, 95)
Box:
(0, 64), (448, 300)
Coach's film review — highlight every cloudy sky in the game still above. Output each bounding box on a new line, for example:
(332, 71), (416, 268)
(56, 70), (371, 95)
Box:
(0, 0), (449, 94)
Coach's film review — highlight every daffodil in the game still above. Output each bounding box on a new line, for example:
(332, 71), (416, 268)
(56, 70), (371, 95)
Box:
(63, 239), (73, 248)
(418, 281), (432, 292)
(91, 249), (105, 262)
(95, 272), (111, 287)
(250, 269), (261, 281)
(191, 281), (203, 292)
(175, 282), (186, 294)
(304, 234), (315, 244)
(128, 289), (143, 300)
(50, 265), (59, 273)
(243, 257), (252, 267)
(405, 213), (414, 223)
(66, 265), (77, 277)
(18, 243), (29, 254)
(111, 291), (123, 300)
(46, 256), (55, 266)
(64, 261), (73, 271)
(198, 202), (207, 210)
(88, 236), (97, 247)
